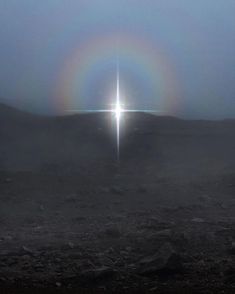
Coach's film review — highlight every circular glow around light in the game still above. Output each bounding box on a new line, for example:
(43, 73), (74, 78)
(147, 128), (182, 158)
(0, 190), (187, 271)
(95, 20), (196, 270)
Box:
(66, 68), (162, 160)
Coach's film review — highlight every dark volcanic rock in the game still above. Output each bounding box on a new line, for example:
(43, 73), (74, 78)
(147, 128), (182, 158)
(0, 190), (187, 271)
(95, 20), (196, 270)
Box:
(228, 241), (235, 255)
(102, 225), (122, 238)
(137, 243), (184, 277)
(224, 266), (235, 284)
(79, 266), (116, 283)
(110, 186), (124, 195)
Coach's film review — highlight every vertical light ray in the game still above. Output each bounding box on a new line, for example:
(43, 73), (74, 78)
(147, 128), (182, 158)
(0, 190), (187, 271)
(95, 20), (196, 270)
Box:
(67, 65), (162, 161)
(116, 69), (121, 160)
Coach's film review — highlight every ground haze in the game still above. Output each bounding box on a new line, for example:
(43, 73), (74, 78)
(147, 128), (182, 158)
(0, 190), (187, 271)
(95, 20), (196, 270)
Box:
(0, 104), (235, 293)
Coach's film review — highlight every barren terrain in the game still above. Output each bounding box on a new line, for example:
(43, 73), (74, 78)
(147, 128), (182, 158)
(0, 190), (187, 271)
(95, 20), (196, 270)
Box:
(0, 104), (235, 293)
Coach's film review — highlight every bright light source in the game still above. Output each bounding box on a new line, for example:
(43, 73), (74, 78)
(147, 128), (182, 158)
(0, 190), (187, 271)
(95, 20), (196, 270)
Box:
(67, 65), (162, 160)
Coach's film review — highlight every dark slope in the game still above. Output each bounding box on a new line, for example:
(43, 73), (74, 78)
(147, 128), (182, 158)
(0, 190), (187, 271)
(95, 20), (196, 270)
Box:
(0, 103), (235, 178)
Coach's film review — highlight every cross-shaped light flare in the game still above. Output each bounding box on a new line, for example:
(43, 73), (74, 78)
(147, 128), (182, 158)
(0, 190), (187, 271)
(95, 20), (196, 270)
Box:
(68, 68), (162, 160)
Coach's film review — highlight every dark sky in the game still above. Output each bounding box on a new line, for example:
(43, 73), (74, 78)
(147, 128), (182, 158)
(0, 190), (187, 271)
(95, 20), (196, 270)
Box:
(0, 0), (235, 118)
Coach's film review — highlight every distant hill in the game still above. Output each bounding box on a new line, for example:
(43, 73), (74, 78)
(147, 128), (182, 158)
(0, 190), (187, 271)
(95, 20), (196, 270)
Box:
(0, 103), (235, 177)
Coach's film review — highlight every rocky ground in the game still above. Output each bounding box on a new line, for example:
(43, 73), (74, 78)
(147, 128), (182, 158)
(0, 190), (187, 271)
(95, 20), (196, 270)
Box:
(0, 106), (235, 293)
(0, 170), (235, 294)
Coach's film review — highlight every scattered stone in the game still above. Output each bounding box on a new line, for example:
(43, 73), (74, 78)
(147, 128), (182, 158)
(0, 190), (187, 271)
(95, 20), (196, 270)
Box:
(191, 218), (205, 223)
(153, 229), (172, 238)
(22, 246), (33, 254)
(72, 216), (86, 222)
(34, 262), (44, 270)
(146, 229), (173, 242)
(138, 186), (148, 193)
(106, 247), (115, 254)
(4, 178), (12, 183)
(137, 243), (183, 276)
(22, 254), (31, 261)
(125, 246), (132, 252)
(103, 225), (121, 238)
(39, 204), (44, 211)
(68, 242), (75, 249)
(79, 266), (115, 282)
(65, 194), (78, 202)
(224, 266), (235, 283)
(228, 241), (235, 255)
(197, 259), (206, 268)
(162, 206), (185, 213)
(198, 195), (212, 203)
(150, 286), (159, 292)
(100, 187), (110, 194)
(55, 282), (62, 287)
(3, 235), (13, 241)
(110, 186), (123, 195)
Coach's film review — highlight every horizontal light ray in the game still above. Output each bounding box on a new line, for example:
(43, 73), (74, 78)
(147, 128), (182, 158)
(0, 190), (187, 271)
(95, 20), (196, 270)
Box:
(67, 109), (112, 113)
(67, 109), (163, 113)
(66, 70), (163, 159)
(121, 109), (164, 113)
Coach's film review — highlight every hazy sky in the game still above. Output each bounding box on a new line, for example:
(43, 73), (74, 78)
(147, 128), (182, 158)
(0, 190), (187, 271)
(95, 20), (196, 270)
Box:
(0, 0), (235, 118)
